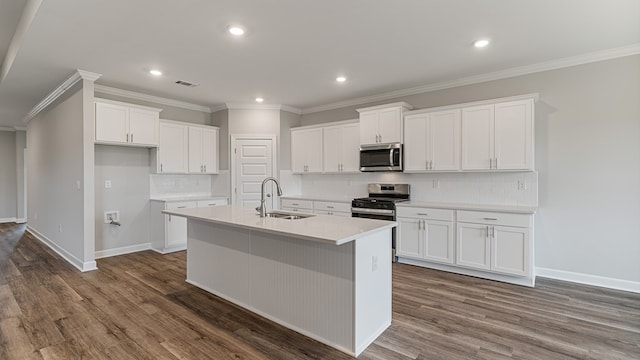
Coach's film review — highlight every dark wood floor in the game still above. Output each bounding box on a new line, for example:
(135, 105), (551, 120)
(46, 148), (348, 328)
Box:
(1, 223), (638, 359)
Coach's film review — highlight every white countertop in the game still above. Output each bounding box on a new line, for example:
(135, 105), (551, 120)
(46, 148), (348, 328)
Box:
(150, 195), (228, 203)
(163, 205), (396, 245)
(280, 194), (354, 203)
(397, 201), (537, 214)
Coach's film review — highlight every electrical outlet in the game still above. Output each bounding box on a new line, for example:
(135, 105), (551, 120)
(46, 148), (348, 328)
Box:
(517, 180), (527, 190)
(104, 211), (120, 223)
(58, 224), (62, 232)
(105, 180), (112, 189)
(432, 179), (440, 189)
(372, 255), (378, 271)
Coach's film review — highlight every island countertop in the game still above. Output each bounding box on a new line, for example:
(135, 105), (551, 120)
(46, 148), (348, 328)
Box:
(163, 205), (396, 245)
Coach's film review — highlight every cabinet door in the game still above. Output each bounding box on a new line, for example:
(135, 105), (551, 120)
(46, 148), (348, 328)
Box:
(424, 220), (454, 264)
(188, 127), (203, 173)
(403, 114), (428, 172)
(158, 122), (188, 173)
(201, 127), (218, 174)
(494, 100), (533, 170)
(340, 123), (360, 172)
(378, 107), (402, 143)
(397, 217), (423, 259)
(290, 130), (306, 173)
(491, 225), (530, 276)
(128, 108), (159, 145)
(165, 202), (195, 247)
(359, 111), (379, 145)
(95, 102), (128, 143)
(323, 126), (342, 173)
(461, 105), (494, 170)
(428, 109), (460, 171)
(456, 222), (491, 270)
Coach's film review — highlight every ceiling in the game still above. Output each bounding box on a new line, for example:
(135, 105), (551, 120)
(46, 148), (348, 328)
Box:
(0, 0), (638, 128)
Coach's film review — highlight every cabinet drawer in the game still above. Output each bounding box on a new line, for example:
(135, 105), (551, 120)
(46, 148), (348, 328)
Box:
(457, 210), (530, 227)
(197, 199), (227, 207)
(281, 199), (313, 210)
(396, 207), (454, 221)
(314, 201), (351, 213)
(165, 201), (197, 210)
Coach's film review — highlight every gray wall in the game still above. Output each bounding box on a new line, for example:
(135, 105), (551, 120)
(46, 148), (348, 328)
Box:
(15, 130), (26, 221)
(27, 86), (91, 268)
(0, 131), (17, 220)
(300, 55), (640, 284)
(211, 109), (229, 170)
(94, 91), (211, 125)
(95, 145), (151, 252)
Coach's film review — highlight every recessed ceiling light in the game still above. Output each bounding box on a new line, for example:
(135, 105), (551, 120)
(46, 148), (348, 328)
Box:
(228, 26), (245, 36)
(336, 76), (347, 83)
(255, 97), (264, 103)
(149, 69), (162, 76)
(474, 39), (490, 48)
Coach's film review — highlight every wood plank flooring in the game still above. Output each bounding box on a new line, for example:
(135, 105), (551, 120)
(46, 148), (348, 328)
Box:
(1, 222), (638, 359)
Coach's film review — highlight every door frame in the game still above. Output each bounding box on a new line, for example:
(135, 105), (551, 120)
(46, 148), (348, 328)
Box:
(230, 134), (278, 206)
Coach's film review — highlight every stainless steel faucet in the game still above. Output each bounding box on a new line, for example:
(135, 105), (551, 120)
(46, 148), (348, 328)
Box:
(256, 177), (283, 217)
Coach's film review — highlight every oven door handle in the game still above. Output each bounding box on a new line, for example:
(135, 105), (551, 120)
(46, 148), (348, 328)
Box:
(351, 208), (395, 215)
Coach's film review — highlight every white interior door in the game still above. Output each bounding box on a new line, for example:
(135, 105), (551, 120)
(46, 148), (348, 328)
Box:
(232, 137), (275, 210)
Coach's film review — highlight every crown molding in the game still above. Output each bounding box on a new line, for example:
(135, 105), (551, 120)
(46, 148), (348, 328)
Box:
(0, 127), (15, 132)
(14, 126), (26, 131)
(223, 103), (302, 115)
(94, 85), (212, 113)
(23, 69), (102, 123)
(301, 44), (640, 114)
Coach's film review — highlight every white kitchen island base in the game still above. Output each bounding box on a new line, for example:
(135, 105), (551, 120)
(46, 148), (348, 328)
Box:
(185, 218), (392, 357)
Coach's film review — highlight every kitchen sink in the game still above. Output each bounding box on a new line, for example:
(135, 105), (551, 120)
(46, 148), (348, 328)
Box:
(264, 211), (315, 220)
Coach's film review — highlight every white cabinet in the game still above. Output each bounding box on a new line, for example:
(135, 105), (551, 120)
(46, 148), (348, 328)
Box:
(156, 121), (189, 173)
(461, 99), (533, 171)
(396, 207), (455, 264)
(189, 126), (218, 174)
(151, 198), (228, 253)
(404, 109), (461, 172)
(291, 127), (323, 174)
(323, 122), (359, 173)
(357, 102), (412, 145)
(313, 201), (351, 217)
(95, 99), (160, 146)
(281, 199), (314, 213)
(456, 210), (531, 277)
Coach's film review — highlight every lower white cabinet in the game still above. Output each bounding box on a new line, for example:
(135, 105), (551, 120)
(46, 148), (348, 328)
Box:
(397, 206), (534, 285)
(151, 198), (228, 253)
(456, 210), (531, 277)
(396, 207), (455, 264)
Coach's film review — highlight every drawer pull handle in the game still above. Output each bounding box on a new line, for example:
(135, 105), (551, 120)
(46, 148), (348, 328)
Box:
(417, 213), (428, 216)
(483, 217), (498, 221)
(327, 206), (334, 209)
(177, 206), (187, 209)
(291, 203), (299, 206)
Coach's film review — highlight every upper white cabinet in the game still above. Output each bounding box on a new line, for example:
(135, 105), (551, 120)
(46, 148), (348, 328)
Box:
(323, 122), (359, 173)
(95, 99), (160, 147)
(404, 109), (461, 172)
(157, 121), (189, 173)
(291, 127), (323, 174)
(153, 120), (219, 174)
(357, 102), (412, 145)
(189, 126), (218, 174)
(461, 99), (534, 171)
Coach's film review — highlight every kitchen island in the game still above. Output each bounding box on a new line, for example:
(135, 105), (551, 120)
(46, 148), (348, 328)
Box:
(163, 205), (396, 357)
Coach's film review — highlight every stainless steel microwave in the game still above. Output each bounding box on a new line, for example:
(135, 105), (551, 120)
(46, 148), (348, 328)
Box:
(360, 143), (403, 172)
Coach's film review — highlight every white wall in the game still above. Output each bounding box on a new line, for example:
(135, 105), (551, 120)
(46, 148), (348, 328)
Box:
(0, 131), (17, 220)
(27, 85), (96, 270)
(300, 55), (640, 287)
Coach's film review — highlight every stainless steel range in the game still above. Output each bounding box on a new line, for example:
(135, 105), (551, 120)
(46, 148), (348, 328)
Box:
(351, 183), (410, 262)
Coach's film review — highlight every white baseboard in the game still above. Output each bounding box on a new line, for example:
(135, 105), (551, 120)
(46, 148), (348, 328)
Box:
(15, 218), (27, 224)
(95, 243), (152, 259)
(0, 217), (17, 223)
(536, 267), (640, 294)
(26, 226), (98, 272)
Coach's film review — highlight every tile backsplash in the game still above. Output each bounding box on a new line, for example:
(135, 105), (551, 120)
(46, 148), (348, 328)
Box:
(297, 171), (538, 206)
(150, 174), (214, 197)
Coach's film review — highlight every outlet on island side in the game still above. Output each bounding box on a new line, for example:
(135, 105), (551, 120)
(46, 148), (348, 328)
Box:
(104, 211), (120, 224)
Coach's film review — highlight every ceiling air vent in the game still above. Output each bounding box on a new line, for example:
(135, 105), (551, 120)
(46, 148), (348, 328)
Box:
(175, 80), (199, 88)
